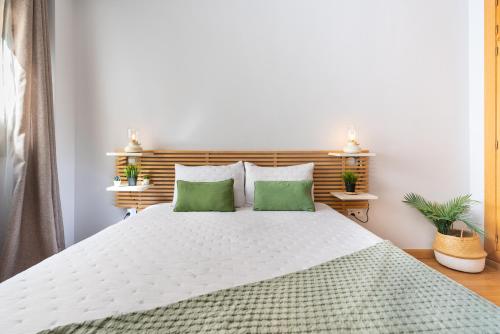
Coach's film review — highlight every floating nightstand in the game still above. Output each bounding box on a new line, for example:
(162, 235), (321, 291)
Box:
(328, 151), (375, 167)
(106, 151), (154, 165)
(327, 152), (376, 157)
(106, 184), (152, 217)
(106, 184), (152, 192)
(330, 192), (378, 201)
(331, 192), (377, 224)
(105, 152), (153, 156)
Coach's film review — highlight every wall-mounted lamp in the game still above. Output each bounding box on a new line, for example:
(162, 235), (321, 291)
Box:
(343, 126), (362, 154)
(124, 128), (143, 153)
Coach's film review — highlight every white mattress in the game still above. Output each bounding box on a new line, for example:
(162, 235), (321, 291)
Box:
(0, 203), (382, 334)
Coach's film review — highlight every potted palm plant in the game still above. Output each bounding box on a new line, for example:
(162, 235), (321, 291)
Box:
(403, 193), (486, 273)
(125, 165), (140, 186)
(342, 171), (358, 193)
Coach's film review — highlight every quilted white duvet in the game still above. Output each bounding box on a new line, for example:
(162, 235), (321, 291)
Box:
(0, 203), (381, 334)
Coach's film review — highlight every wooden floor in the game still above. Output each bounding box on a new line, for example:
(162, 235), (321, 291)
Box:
(419, 258), (500, 306)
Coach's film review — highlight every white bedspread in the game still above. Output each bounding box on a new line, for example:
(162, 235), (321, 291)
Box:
(0, 203), (382, 334)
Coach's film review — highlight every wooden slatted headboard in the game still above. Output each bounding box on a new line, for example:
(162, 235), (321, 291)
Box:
(113, 150), (371, 214)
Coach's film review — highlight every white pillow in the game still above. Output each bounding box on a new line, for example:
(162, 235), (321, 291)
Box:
(173, 161), (246, 207)
(244, 162), (314, 204)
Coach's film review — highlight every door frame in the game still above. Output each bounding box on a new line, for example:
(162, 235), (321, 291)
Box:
(484, 0), (500, 262)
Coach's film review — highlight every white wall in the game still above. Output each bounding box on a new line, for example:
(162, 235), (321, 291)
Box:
(60, 0), (473, 248)
(51, 0), (76, 246)
(468, 0), (484, 226)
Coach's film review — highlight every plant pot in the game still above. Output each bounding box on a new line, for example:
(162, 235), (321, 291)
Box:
(128, 177), (137, 186)
(344, 182), (356, 193)
(432, 230), (487, 273)
(113, 181), (121, 187)
(142, 179), (150, 186)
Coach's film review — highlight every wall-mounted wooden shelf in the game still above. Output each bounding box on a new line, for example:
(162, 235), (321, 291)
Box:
(331, 192), (378, 201)
(328, 152), (376, 157)
(106, 152), (154, 157)
(106, 184), (152, 192)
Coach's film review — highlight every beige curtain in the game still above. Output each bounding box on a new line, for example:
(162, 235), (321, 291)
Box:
(0, 0), (64, 281)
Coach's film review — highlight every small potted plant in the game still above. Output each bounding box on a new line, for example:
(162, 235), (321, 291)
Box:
(142, 175), (151, 186)
(403, 193), (486, 273)
(342, 171), (358, 193)
(113, 176), (122, 187)
(124, 165), (140, 186)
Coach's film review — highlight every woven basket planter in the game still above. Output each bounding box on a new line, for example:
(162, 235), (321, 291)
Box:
(432, 230), (487, 273)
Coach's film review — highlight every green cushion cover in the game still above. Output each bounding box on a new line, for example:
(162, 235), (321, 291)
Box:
(253, 180), (315, 211)
(174, 179), (235, 212)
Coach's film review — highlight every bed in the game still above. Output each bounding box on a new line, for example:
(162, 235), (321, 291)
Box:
(1, 203), (499, 333)
(1, 151), (499, 333)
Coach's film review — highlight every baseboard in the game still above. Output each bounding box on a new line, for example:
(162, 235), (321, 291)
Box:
(404, 249), (434, 259)
(404, 249), (499, 269)
(486, 258), (500, 270)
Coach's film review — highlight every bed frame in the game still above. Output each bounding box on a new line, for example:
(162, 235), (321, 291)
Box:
(112, 150), (371, 214)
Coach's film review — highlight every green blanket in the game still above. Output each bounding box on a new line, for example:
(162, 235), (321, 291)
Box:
(40, 241), (500, 333)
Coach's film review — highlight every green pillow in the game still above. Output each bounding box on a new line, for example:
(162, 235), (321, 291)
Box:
(253, 180), (315, 211)
(174, 179), (235, 212)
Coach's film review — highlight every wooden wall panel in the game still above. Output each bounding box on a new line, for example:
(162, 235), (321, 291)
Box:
(113, 150), (371, 214)
(485, 0), (500, 262)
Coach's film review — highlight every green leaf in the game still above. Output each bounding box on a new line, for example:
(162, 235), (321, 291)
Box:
(402, 193), (483, 236)
(341, 171), (358, 184)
